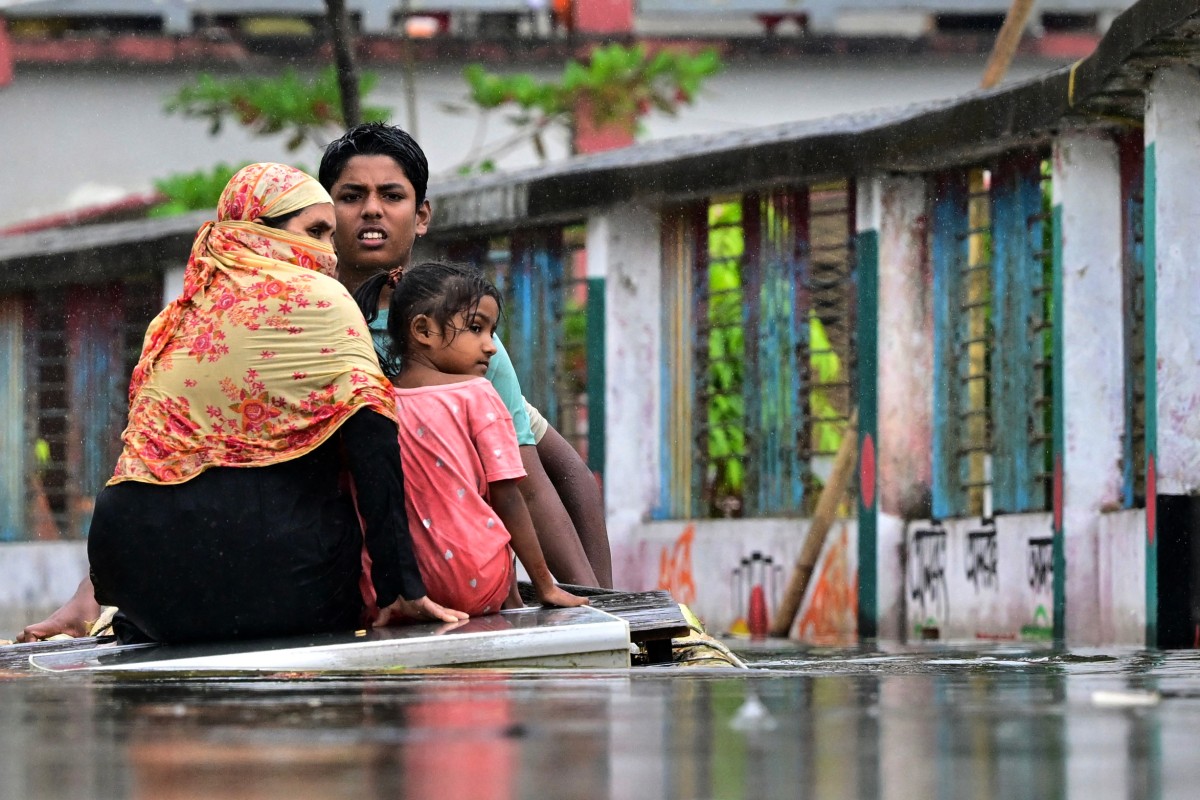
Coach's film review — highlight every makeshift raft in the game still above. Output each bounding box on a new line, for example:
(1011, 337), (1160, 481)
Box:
(15, 586), (744, 675)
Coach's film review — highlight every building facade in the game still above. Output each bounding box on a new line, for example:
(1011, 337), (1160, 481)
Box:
(4, 0), (1200, 647)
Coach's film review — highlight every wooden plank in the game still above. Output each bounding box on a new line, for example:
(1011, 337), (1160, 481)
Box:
(520, 584), (690, 644)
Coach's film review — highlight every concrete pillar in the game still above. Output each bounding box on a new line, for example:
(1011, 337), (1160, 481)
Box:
(858, 174), (931, 640)
(872, 174), (932, 640)
(590, 203), (662, 587)
(1144, 66), (1200, 646)
(1145, 67), (1200, 496)
(1052, 130), (1124, 645)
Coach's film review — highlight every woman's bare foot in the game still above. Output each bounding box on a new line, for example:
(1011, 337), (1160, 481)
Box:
(16, 577), (101, 642)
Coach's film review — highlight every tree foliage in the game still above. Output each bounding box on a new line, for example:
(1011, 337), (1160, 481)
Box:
(148, 163), (248, 218)
(164, 67), (389, 152)
(453, 44), (721, 171)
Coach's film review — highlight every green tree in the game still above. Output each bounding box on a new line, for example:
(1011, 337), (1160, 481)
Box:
(451, 43), (721, 172)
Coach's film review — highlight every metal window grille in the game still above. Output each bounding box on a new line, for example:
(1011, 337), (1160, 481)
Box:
(935, 155), (1054, 520)
(659, 204), (706, 519)
(1029, 159), (1056, 509)
(990, 153), (1054, 514)
(29, 288), (70, 537)
(931, 166), (993, 519)
(699, 197), (747, 517)
(959, 168), (994, 518)
(0, 296), (27, 542)
(1119, 133), (1147, 507)
(661, 184), (857, 520)
(21, 277), (161, 541)
(805, 182), (857, 462)
(443, 229), (592, 460)
(554, 225), (591, 462)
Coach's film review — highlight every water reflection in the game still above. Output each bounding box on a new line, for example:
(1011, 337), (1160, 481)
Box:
(4, 645), (1200, 799)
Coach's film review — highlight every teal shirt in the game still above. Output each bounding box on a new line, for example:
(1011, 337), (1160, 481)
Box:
(369, 309), (536, 446)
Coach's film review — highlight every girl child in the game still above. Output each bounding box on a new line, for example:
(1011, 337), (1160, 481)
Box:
(354, 261), (588, 619)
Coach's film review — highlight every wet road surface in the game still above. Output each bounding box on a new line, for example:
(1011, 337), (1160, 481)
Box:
(3, 641), (1198, 799)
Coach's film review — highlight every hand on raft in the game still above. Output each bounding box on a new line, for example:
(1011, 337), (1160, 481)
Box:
(536, 584), (590, 609)
(374, 595), (469, 627)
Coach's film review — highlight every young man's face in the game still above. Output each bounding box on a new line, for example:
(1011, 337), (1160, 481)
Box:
(329, 154), (431, 278)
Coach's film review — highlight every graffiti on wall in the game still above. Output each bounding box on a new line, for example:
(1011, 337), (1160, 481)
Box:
(1022, 536), (1054, 640)
(1027, 536), (1054, 593)
(908, 526), (948, 635)
(657, 523), (697, 606)
(964, 525), (998, 592)
(725, 548), (785, 637)
(795, 525), (858, 643)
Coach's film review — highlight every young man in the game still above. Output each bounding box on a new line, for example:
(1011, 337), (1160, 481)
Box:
(319, 122), (612, 589)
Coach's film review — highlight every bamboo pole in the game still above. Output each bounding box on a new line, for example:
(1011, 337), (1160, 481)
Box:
(769, 411), (858, 638)
(980, 0), (1038, 90)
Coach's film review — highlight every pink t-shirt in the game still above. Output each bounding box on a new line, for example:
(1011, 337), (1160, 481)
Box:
(394, 378), (527, 615)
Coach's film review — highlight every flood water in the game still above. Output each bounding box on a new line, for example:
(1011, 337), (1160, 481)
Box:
(3, 640), (1198, 799)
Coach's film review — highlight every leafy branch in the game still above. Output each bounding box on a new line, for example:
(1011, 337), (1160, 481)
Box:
(164, 67), (389, 152)
(449, 44), (721, 171)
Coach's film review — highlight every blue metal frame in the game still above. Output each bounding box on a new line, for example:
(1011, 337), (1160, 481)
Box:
(0, 297), (26, 541)
(743, 189), (810, 516)
(931, 171), (970, 519)
(990, 154), (1051, 514)
(506, 229), (565, 424)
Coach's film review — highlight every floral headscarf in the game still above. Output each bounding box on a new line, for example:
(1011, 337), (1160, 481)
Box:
(111, 162), (396, 485)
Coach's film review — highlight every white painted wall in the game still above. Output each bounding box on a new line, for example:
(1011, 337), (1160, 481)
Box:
(1053, 130), (1124, 644)
(0, 58), (1070, 228)
(905, 514), (1054, 642)
(0, 541), (88, 639)
(1146, 66), (1200, 494)
(1096, 508), (1146, 644)
(623, 517), (858, 639)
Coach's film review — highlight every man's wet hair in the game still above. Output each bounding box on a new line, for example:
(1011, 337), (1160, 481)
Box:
(318, 122), (429, 204)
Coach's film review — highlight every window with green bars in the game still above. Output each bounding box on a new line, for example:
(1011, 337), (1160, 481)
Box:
(659, 183), (857, 520)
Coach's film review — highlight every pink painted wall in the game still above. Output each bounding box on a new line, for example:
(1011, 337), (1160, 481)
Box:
(0, 19), (12, 88)
(573, 0), (634, 35)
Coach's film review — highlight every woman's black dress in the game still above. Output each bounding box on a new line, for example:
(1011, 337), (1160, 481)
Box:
(88, 409), (423, 643)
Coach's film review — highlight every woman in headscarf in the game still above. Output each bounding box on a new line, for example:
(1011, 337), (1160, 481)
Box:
(86, 162), (466, 643)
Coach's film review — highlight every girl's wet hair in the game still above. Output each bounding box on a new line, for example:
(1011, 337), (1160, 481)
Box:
(353, 260), (502, 377)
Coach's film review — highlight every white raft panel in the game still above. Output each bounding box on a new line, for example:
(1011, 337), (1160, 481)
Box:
(30, 605), (632, 673)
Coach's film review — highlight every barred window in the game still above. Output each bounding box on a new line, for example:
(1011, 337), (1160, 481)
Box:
(931, 154), (1055, 519)
(659, 184), (857, 520)
(444, 228), (596, 466)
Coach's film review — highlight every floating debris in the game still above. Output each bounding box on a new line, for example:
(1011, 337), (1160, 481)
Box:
(1091, 690), (1161, 708)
